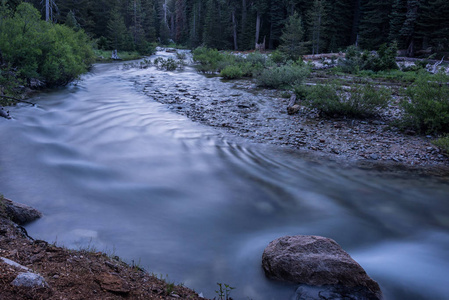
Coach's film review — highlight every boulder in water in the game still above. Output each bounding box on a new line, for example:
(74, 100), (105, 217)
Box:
(262, 235), (382, 299)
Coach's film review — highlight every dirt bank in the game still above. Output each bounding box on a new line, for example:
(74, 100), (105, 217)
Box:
(0, 199), (205, 300)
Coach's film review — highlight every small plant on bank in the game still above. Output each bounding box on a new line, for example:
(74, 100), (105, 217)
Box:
(256, 61), (310, 89)
(301, 83), (390, 118)
(153, 57), (185, 71)
(401, 72), (449, 134)
(215, 282), (235, 300)
(433, 136), (449, 155)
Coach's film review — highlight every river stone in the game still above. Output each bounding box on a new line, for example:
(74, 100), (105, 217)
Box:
(2, 198), (42, 225)
(262, 235), (382, 299)
(12, 272), (49, 288)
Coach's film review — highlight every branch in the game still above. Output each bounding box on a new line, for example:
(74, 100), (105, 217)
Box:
(0, 95), (35, 106)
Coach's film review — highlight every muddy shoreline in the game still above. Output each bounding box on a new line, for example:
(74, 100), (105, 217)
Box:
(143, 72), (449, 177)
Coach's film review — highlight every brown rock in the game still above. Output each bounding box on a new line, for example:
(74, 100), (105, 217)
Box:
(1, 198), (42, 225)
(262, 235), (382, 299)
(287, 104), (301, 115)
(95, 272), (130, 294)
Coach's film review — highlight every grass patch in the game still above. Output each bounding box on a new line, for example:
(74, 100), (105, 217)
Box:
(94, 50), (142, 61)
(299, 83), (391, 118)
(433, 136), (449, 155)
(400, 72), (449, 134)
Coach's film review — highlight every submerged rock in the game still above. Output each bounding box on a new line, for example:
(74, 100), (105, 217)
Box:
(262, 235), (382, 300)
(1, 198), (42, 225)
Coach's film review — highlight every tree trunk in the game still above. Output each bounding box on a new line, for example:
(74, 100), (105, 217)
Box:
(241, 0), (247, 37)
(232, 9), (238, 50)
(255, 11), (261, 47)
(45, 0), (50, 21)
(351, 0), (361, 44)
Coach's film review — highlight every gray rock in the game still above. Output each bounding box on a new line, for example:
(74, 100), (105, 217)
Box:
(1, 257), (30, 271)
(12, 272), (49, 288)
(262, 235), (382, 299)
(2, 198), (42, 225)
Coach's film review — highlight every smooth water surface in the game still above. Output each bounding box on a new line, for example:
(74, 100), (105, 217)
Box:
(1, 52), (449, 299)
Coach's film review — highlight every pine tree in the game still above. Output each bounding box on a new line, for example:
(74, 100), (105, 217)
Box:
(203, 0), (231, 49)
(388, 0), (407, 47)
(65, 10), (80, 30)
(279, 11), (305, 60)
(358, 0), (393, 49)
(325, 0), (353, 52)
(107, 4), (129, 50)
(307, 0), (329, 54)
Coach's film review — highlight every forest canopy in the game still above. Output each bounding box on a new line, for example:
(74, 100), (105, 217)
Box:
(10, 0), (449, 57)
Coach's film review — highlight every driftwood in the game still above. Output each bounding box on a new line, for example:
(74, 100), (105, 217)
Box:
(287, 94), (301, 115)
(428, 56), (445, 74)
(255, 36), (266, 52)
(0, 95), (35, 106)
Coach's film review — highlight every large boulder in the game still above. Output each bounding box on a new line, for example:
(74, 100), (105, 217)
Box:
(1, 198), (42, 225)
(262, 235), (382, 300)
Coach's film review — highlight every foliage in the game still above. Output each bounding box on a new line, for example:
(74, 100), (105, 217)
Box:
(192, 47), (231, 73)
(215, 282), (235, 300)
(220, 65), (244, 79)
(269, 50), (288, 65)
(153, 57), (185, 71)
(301, 83), (391, 118)
(432, 136), (449, 155)
(338, 43), (398, 74)
(0, 3), (94, 88)
(401, 72), (449, 134)
(278, 12), (305, 61)
(362, 43), (399, 72)
(256, 61), (310, 89)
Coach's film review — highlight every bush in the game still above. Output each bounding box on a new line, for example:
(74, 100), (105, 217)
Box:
(153, 57), (184, 71)
(192, 47), (233, 73)
(401, 72), (449, 134)
(256, 61), (310, 88)
(432, 136), (449, 154)
(269, 50), (288, 65)
(302, 83), (390, 118)
(220, 65), (244, 79)
(338, 43), (398, 74)
(0, 3), (94, 88)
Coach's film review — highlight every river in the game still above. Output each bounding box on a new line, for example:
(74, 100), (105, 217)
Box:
(1, 52), (449, 299)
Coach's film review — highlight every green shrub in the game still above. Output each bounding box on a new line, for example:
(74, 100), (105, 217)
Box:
(192, 47), (232, 73)
(0, 3), (94, 88)
(220, 65), (244, 79)
(269, 50), (288, 65)
(303, 83), (390, 118)
(256, 61), (310, 88)
(432, 136), (449, 154)
(339, 43), (398, 74)
(401, 72), (449, 134)
(153, 57), (184, 71)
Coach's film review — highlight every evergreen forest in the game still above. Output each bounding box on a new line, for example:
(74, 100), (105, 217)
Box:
(7, 0), (449, 56)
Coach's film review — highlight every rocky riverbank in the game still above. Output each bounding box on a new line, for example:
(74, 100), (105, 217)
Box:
(0, 197), (205, 300)
(144, 73), (449, 176)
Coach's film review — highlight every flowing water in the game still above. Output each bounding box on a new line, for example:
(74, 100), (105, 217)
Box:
(1, 52), (449, 300)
